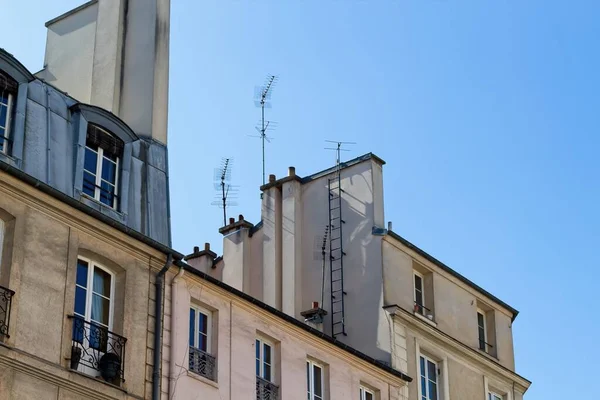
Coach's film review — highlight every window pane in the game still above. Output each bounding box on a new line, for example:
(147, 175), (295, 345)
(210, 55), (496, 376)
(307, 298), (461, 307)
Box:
(74, 286), (87, 316)
(264, 363), (271, 381)
(199, 332), (208, 352)
(256, 340), (260, 376)
(83, 171), (96, 197)
(199, 312), (208, 335)
(84, 148), (98, 172)
(415, 275), (422, 290)
(478, 312), (485, 328)
(91, 293), (110, 325)
(76, 260), (88, 287)
(0, 103), (6, 126)
(104, 150), (119, 162)
(366, 392), (373, 400)
(101, 157), (117, 183)
(264, 343), (271, 364)
(307, 361), (310, 392)
(429, 380), (437, 400)
(189, 309), (195, 347)
(415, 290), (423, 307)
(427, 360), (437, 383)
(420, 356), (425, 377)
(313, 365), (322, 395)
(99, 181), (115, 207)
(92, 267), (111, 297)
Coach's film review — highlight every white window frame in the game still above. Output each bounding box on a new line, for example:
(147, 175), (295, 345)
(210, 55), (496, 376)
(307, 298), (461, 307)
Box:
(83, 133), (120, 209)
(489, 392), (503, 400)
(307, 359), (325, 400)
(419, 354), (439, 400)
(360, 385), (375, 400)
(0, 219), (4, 267)
(74, 256), (115, 330)
(477, 308), (488, 352)
(189, 305), (212, 353)
(414, 271), (425, 311)
(0, 93), (13, 155)
(256, 337), (274, 382)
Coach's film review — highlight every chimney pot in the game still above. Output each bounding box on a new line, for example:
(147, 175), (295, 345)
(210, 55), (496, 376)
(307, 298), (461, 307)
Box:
(388, 221), (393, 231)
(312, 301), (319, 309)
(229, 217), (235, 225)
(288, 166), (296, 176)
(193, 246), (199, 253)
(239, 214), (244, 221)
(204, 243), (210, 251)
(269, 174), (276, 183)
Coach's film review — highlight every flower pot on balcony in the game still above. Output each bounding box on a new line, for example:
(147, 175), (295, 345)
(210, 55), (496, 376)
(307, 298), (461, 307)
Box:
(70, 346), (82, 370)
(99, 352), (121, 384)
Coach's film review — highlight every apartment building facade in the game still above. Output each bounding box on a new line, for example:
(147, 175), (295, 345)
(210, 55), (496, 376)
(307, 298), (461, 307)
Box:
(212, 154), (531, 400)
(0, 0), (174, 398)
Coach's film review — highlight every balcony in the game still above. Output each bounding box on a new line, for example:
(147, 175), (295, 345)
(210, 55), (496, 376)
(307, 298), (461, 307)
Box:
(0, 285), (15, 338)
(189, 346), (217, 381)
(256, 376), (279, 400)
(69, 315), (127, 385)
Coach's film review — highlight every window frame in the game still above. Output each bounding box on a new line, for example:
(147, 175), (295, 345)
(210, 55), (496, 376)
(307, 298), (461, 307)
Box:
(359, 385), (375, 400)
(0, 92), (13, 155)
(0, 219), (4, 268)
(419, 354), (439, 400)
(189, 305), (212, 354)
(83, 140), (120, 210)
(477, 308), (488, 352)
(74, 256), (116, 331)
(256, 337), (274, 382)
(414, 271), (425, 312)
(488, 391), (503, 400)
(307, 359), (325, 400)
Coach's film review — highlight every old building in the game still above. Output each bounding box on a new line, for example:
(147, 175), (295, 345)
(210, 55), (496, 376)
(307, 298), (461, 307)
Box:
(159, 243), (411, 400)
(211, 153), (531, 400)
(0, 0), (174, 399)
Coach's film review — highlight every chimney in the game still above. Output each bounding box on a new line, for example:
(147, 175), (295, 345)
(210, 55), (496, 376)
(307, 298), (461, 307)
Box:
(41, 0), (171, 144)
(185, 243), (216, 275)
(269, 174), (276, 183)
(388, 221), (393, 231)
(288, 166), (296, 177)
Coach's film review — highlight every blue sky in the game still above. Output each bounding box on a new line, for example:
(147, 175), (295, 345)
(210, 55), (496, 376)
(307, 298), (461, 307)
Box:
(5, 1), (600, 398)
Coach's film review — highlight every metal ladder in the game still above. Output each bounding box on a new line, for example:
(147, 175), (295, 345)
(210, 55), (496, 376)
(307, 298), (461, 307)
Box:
(328, 175), (347, 338)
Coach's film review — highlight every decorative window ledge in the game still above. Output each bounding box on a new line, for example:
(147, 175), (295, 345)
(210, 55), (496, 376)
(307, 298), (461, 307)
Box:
(187, 370), (219, 388)
(413, 311), (437, 328)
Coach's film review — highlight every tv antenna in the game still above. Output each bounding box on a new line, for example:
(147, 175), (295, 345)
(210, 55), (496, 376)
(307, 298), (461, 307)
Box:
(211, 158), (238, 227)
(325, 140), (356, 171)
(252, 75), (278, 186)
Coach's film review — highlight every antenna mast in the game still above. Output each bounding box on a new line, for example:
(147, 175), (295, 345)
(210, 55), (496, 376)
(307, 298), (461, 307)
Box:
(211, 158), (238, 226)
(253, 75), (278, 186)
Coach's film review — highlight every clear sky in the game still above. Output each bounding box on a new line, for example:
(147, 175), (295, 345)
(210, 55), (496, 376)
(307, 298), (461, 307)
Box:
(5, 1), (600, 399)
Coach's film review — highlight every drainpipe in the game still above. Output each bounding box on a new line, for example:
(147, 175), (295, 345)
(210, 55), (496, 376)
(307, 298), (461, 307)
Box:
(169, 266), (185, 399)
(153, 253), (173, 400)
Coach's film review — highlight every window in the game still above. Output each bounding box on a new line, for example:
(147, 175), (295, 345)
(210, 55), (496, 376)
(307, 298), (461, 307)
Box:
(189, 306), (211, 353)
(0, 219), (4, 267)
(477, 309), (487, 351)
(256, 338), (273, 381)
(73, 258), (114, 350)
(307, 360), (324, 400)
(360, 386), (375, 400)
(189, 306), (216, 380)
(0, 71), (17, 155)
(414, 272), (425, 314)
(83, 125), (123, 209)
(488, 392), (503, 400)
(419, 355), (438, 400)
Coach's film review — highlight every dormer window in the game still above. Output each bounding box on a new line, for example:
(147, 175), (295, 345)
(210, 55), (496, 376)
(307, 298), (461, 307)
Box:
(0, 70), (17, 155)
(83, 125), (123, 209)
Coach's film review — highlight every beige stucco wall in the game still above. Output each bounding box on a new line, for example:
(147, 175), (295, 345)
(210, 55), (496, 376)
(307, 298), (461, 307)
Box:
(0, 170), (166, 399)
(162, 270), (409, 400)
(382, 238), (516, 370)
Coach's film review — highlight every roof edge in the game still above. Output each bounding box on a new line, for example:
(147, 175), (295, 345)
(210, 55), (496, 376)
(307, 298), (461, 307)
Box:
(386, 230), (520, 321)
(45, 0), (98, 28)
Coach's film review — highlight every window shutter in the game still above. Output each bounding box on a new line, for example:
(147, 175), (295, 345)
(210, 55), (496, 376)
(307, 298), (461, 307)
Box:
(0, 71), (18, 94)
(86, 124), (124, 156)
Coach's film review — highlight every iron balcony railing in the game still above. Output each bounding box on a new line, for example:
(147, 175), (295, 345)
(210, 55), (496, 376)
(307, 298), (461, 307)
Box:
(414, 301), (435, 320)
(69, 315), (127, 384)
(479, 339), (494, 353)
(189, 346), (217, 381)
(0, 285), (15, 338)
(256, 376), (279, 400)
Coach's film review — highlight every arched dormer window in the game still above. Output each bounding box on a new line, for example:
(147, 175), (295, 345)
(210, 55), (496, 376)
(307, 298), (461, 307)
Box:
(0, 70), (18, 155)
(83, 124), (124, 209)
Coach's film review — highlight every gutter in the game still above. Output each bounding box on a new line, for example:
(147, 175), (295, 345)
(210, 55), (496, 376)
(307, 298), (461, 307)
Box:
(152, 253), (173, 400)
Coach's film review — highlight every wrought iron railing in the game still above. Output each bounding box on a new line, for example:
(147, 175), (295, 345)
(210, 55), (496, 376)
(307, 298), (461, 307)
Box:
(0, 285), (15, 338)
(479, 339), (494, 353)
(256, 376), (279, 400)
(189, 346), (217, 381)
(414, 301), (434, 320)
(69, 315), (127, 384)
